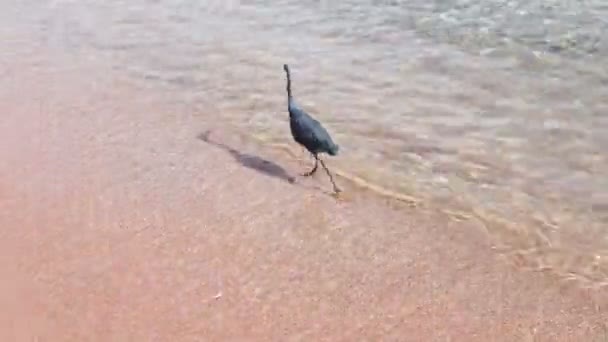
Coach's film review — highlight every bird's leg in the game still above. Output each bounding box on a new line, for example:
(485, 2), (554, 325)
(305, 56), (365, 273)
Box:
(318, 158), (341, 193)
(301, 154), (318, 177)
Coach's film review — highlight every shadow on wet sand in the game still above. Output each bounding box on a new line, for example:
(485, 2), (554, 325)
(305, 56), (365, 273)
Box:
(197, 130), (296, 184)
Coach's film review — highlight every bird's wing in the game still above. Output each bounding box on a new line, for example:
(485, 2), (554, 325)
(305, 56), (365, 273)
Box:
(309, 117), (334, 143)
(301, 115), (336, 153)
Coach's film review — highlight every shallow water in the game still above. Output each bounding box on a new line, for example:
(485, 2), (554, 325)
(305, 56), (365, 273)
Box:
(2, 0), (607, 283)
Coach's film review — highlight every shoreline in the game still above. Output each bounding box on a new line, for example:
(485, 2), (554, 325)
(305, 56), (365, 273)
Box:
(1, 49), (607, 341)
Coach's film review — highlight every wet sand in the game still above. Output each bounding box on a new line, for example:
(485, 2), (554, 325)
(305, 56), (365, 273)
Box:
(1, 52), (607, 341)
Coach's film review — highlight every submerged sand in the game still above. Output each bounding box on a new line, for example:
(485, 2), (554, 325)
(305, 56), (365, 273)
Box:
(0, 51), (606, 341)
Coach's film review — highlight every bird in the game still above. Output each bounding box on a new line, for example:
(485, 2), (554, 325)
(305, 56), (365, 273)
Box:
(283, 63), (341, 193)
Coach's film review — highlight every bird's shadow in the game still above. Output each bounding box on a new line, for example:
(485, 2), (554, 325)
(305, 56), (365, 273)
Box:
(197, 130), (296, 184)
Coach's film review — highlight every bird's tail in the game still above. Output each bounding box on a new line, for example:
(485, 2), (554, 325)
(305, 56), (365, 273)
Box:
(328, 143), (339, 156)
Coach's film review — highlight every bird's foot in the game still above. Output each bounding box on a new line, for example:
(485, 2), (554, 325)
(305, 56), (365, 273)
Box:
(330, 188), (343, 200)
(301, 168), (318, 177)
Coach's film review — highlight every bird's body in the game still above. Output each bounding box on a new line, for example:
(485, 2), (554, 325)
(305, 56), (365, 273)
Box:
(283, 64), (340, 193)
(288, 100), (339, 156)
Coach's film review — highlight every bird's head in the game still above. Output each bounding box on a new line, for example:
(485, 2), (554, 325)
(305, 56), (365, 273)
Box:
(283, 64), (290, 73)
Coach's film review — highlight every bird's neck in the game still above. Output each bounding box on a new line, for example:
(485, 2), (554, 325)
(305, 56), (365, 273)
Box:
(285, 71), (293, 102)
(287, 97), (296, 117)
(287, 93), (294, 106)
